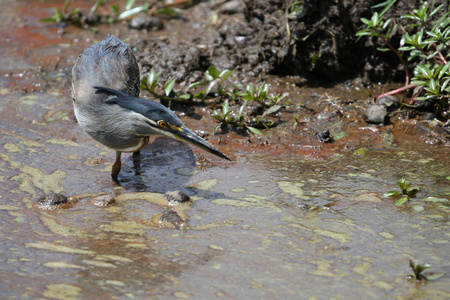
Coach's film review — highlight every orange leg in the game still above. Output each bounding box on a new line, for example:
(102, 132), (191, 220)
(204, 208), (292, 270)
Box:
(111, 151), (122, 181)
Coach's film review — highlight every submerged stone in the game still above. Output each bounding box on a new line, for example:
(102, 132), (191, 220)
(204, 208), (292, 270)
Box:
(376, 95), (400, 111)
(364, 104), (388, 124)
(36, 192), (70, 209)
(91, 195), (116, 207)
(165, 190), (190, 204)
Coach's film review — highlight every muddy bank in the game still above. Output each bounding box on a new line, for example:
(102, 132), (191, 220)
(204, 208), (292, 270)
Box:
(134, 0), (424, 85)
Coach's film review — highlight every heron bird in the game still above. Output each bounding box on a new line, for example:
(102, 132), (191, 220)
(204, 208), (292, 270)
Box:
(72, 34), (230, 180)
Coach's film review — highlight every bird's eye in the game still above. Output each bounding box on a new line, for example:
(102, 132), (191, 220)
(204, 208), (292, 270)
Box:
(158, 121), (168, 128)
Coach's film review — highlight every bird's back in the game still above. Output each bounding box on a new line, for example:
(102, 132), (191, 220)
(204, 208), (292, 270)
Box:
(72, 34), (140, 104)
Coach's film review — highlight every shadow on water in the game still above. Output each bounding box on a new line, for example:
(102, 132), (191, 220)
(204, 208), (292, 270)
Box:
(117, 137), (202, 194)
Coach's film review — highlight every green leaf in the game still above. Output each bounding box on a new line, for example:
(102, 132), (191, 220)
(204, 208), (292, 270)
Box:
(397, 178), (410, 191)
(223, 100), (230, 115)
(382, 18), (392, 30)
(119, 3), (149, 20)
(205, 70), (214, 82)
(218, 69), (230, 79)
(90, 0), (105, 16)
(64, 0), (71, 13)
(356, 31), (372, 37)
(148, 70), (162, 93)
(155, 8), (183, 15)
(414, 94), (438, 100)
(188, 81), (207, 89)
(415, 64), (432, 78)
(372, 12), (379, 27)
(178, 94), (190, 100)
(262, 105), (281, 118)
(194, 91), (206, 99)
(206, 80), (217, 96)
(441, 77), (450, 92)
(110, 4), (119, 14)
(164, 78), (175, 96)
(430, 3), (443, 17)
(260, 83), (269, 99)
(246, 85), (254, 98)
(407, 187), (420, 197)
(219, 69), (234, 84)
(40, 17), (58, 23)
(213, 123), (222, 134)
(70, 7), (81, 17)
(373, 0), (397, 16)
(125, 0), (135, 11)
(207, 66), (220, 80)
(238, 99), (250, 117)
(423, 197), (448, 202)
(360, 17), (371, 25)
(140, 77), (149, 90)
(382, 191), (402, 198)
(54, 9), (64, 23)
(247, 126), (263, 136)
(395, 197), (409, 206)
(424, 272), (445, 280)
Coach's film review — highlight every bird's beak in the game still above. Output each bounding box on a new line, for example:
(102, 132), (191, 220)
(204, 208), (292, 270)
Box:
(172, 127), (231, 161)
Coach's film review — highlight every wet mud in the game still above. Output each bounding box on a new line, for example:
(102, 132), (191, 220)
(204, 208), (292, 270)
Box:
(1, 1), (449, 299)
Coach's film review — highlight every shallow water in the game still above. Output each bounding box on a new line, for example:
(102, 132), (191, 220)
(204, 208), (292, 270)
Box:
(0, 1), (449, 299)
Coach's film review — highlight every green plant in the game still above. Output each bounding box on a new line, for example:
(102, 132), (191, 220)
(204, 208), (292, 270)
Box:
(356, 0), (450, 115)
(40, 0), (104, 29)
(40, 0), (184, 29)
(409, 260), (430, 281)
(117, 0), (149, 20)
(189, 66), (235, 99)
(40, 0), (81, 24)
(285, 1), (306, 44)
(382, 178), (420, 206)
(140, 69), (191, 103)
(141, 66), (285, 136)
(408, 260), (445, 281)
(212, 99), (265, 136)
(240, 83), (288, 108)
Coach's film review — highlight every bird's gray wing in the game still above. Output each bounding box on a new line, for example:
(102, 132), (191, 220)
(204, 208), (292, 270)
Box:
(94, 86), (184, 128)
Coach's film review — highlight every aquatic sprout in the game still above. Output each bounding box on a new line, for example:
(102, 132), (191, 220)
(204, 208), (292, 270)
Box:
(408, 260), (445, 281)
(382, 178), (420, 206)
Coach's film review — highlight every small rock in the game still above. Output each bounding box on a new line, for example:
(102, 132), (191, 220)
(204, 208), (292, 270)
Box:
(37, 192), (68, 206)
(164, 190), (190, 204)
(364, 104), (388, 124)
(315, 130), (333, 143)
(91, 195), (116, 207)
(129, 14), (163, 31)
(219, 0), (247, 14)
(160, 210), (183, 224)
(376, 95), (400, 111)
(36, 192), (72, 209)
